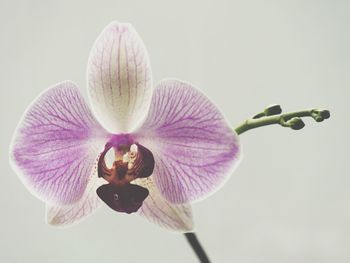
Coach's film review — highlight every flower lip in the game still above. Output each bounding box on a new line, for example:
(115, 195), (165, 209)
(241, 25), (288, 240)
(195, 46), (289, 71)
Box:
(97, 138), (155, 214)
(96, 183), (149, 214)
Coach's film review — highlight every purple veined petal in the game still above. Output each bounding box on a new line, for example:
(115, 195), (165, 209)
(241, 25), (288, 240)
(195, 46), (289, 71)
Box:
(134, 79), (242, 204)
(46, 171), (104, 227)
(10, 81), (108, 205)
(87, 22), (153, 133)
(133, 177), (193, 232)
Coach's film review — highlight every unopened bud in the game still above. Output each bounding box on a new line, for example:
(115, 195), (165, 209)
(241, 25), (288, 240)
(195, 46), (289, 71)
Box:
(264, 104), (282, 116)
(320, 110), (330, 119)
(288, 117), (305, 130)
(311, 109), (331, 122)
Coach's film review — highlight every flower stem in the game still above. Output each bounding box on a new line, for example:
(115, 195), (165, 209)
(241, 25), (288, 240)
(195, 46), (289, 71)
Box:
(184, 232), (210, 263)
(234, 105), (330, 135)
(184, 105), (329, 262)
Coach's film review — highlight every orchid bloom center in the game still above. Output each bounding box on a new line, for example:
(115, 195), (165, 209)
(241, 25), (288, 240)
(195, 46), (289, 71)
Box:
(98, 143), (142, 186)
(96, 140), (155, 214)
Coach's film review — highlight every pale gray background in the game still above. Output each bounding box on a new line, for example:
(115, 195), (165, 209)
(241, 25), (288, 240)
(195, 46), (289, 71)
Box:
(0, 0), (349, 262)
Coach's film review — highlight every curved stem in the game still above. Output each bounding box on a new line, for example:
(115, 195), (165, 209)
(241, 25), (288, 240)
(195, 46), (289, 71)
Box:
(235, 107), (330, 135)
(183, 106), (329, 262)
(184, 232), (210, 263)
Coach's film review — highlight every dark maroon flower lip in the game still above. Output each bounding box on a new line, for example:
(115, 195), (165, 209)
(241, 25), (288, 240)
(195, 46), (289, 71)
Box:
(96, 140), (155, 214)
(97, 183), (149, 214)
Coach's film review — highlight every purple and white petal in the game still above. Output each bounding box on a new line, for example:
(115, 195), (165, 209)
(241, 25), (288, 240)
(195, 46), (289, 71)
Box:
(134, 80), (241, 204)
(46, 173), (104, 226)
(87, 22), (153, 133)
(133, 177), (193, 232)
(10, 81), (108, 205)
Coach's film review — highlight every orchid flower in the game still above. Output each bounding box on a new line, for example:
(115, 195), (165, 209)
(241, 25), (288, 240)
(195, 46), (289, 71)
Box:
(9, 22), (241, 232)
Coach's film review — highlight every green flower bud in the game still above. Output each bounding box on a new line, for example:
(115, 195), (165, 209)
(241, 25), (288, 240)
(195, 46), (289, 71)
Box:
(288, 117), (305, 130)
(320, 110), (330, 119)
(264, 104), (282, 116)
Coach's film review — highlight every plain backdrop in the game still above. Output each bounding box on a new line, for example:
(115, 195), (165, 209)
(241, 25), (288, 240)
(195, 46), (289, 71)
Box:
(0, 0), (349, 262)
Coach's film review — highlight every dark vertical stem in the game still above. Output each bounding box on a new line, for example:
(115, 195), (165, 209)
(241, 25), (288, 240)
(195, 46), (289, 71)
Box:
(184, 232), (210, 263)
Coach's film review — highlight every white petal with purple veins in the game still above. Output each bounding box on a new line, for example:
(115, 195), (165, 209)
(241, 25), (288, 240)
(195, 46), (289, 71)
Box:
(133, 177), (193, 232)
(87, 22), (153, 133)
(134, 80), (241, 204)
(10, 81), (108, 205)
(46, 172), (104, 226)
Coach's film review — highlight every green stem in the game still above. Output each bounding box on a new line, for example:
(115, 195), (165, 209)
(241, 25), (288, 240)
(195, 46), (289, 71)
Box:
(235, 106), (330, 135)
(184, 105), (329, 262)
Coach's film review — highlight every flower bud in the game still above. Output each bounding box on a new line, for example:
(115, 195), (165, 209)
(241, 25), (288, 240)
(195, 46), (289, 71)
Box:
(311, 109), (331, 122)
(264, 104), (282, 116)
(320, 110), (330, 119)
(288, 117), (305, 130)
